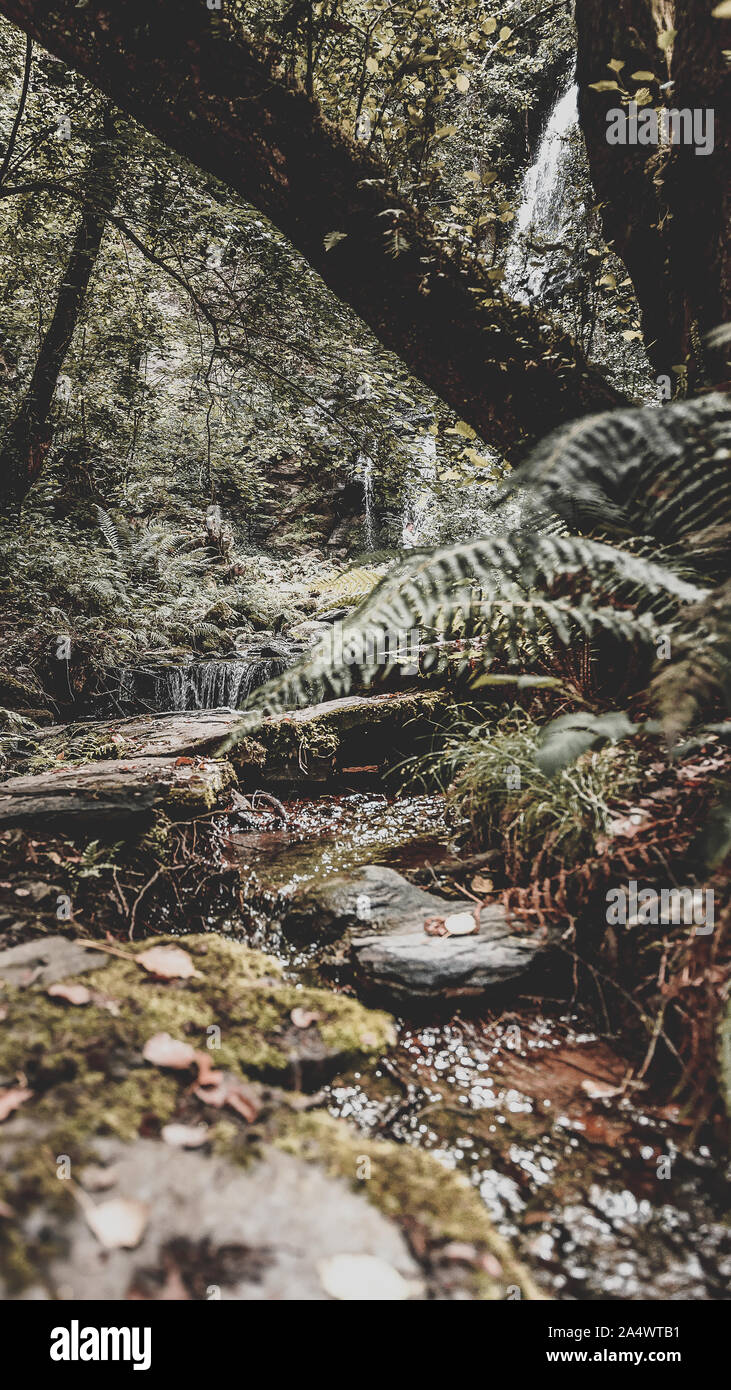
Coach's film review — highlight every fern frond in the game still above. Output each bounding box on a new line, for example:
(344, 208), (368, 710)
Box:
(221, 531), (706, 741)
(651, 578), (731, 740)
(494, 393), (731, 577)
(95, 506), (123, 560)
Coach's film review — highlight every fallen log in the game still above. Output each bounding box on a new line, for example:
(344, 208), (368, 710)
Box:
(0, 756), (236, 825)
(26, 691), (452, 783)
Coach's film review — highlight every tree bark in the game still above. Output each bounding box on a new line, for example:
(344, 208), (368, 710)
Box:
(0, 0), (622, 466)
(576, 0), (730, 389)
(0, 112), (123, 508)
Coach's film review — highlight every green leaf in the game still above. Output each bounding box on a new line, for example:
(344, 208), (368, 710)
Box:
(535, 712), (637, 777)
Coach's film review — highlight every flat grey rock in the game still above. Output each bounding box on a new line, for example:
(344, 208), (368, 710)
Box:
(7, 1139), (424, 1301)
(284, 863), (454, 940)
(352, 925), (545, 1000)
(284, 864), (553, 1001)
(0, 934), (108, 988)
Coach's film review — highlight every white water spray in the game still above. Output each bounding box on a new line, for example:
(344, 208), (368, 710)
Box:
(361, 455), (376, 549)
(504, 82), (579, 302)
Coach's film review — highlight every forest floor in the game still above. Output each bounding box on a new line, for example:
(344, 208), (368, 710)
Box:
(0, 690), (729, 1301)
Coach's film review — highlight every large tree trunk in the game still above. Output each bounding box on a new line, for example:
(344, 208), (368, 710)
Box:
(0, 0), (622, 466)
(0, 112), (123, 508)
(576, 0), (730, 390)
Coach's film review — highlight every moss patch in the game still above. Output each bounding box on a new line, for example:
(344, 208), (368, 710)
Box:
(274, 1109), (545, 1300)
(0, 931), (394, 1174)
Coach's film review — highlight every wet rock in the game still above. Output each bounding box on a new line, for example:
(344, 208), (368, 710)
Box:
(285, 864), (553, 1001)
(353, 925), (548, 1002)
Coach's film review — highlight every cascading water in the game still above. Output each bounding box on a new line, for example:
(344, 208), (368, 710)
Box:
(360, 455), (376, 549)
(402, 432), (437, 546)
(504, 81), (579, 303)
(117, 636), (301, 714)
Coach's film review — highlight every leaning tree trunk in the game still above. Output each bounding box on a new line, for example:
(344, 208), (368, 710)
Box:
(0, 112), (124, 509)
(0, 0), (622, 466)
(576, 0), (730, 390)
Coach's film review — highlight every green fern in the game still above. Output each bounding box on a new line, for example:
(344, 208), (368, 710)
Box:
(220, 396), (728, 748)
(493, 392), (731, 579)
(221, 531), (705, 738)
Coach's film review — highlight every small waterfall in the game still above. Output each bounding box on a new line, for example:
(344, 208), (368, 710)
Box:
(504, 81), (579, 302)
(152, 660), (256, 712)
(117, 637), (299, 714)
(359, 455), (376, 548)
(402, 432), (437, 546)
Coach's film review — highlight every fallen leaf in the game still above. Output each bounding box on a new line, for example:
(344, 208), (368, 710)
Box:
(136, 945), (197, 980)
(47, 982), (92, 1006)
(317, 1253), (422, 1301)
(161, 1123), (210, 1149)
(84, 1196), (148, 1250)
(174, 757), (195, 766)
(479, 1251), (504, 1280)
(0, 1086), (32, 1122)
(195, 1077), (260, 1123)
(193, 1051), (223, 1087)
(143, 1032), (197, 1070)
(581, 1079), (622, 1100)
(444, 910), (479, 937)
(440, 1241), (476, 1263)
(471, 874), (493, 895)
(290, 1007), (321, 1029)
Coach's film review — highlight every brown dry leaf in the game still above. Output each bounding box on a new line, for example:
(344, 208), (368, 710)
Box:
(581, 1078), (623, 1102)
(440, 1240), (477, 1263)
(290, 1007), (321, 1029)
(47, 982), (92, 1006)
(174, 756), (195, 767)
(195, 1077), (260, 1123)
(136, 945), (198, 980)
(84, 1196), (148, 1250)
(193, 1051), (223, 1087)
(470, 874), (493, 895)
(0, 1086), (32, 1122)
(143, 1032), (197, 1070)
(161, 1123), (209, 1149)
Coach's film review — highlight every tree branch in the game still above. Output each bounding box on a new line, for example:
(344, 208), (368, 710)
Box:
(0, 0), (623, 461)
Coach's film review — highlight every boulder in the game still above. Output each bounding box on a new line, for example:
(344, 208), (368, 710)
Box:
(283, 864), (555, 1002)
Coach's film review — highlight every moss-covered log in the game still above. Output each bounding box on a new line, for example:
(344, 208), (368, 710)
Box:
(23, 690), (453, 784)
(0, 755), (237, 824)
(0, 0), (621, 461)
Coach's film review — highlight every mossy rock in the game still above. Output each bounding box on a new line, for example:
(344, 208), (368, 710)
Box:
(0, 931), (542, 1301)
(273, 1110), (545, 1300)
(0, 933), (395, 1117)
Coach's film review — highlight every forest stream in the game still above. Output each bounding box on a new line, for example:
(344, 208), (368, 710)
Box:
(218, 789), (731, 1301)
(0, 0), (728, 1325)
